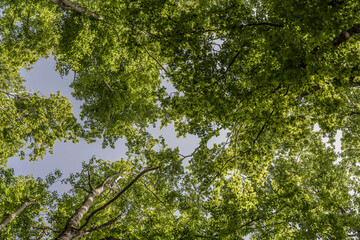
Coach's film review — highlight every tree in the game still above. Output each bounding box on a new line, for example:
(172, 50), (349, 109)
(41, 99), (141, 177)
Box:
(51, 161), (160, 240)
(5, 157), (178, 239)
(1, 0), (360, 238)
(0, 167), (59, 239)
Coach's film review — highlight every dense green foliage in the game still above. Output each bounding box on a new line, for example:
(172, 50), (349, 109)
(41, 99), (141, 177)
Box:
(0, 167), (59, 238)
(1, 0), (360, 238)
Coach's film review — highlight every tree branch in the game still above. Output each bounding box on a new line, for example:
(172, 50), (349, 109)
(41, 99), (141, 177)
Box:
(50, 0), (104, 21)
(32, 225), (61, 232)
(79, 166), (160, 230)
(77, 186), (90, 193)
(338, 206), (347, 214)
(333, 24), (360, 47)
(202, 49), (242, 91)
(238, 217), (261, 230)
(253, 109), (274, 145)
(0, 107), (15, 125)
(328, 0), (346, 8)
(242, 22), (284, 28)
(140, 179), (167, 206)
(157, 22), (283, 39)
(100, 172), (125, 189)
(83, 209), (127, 233)
(0, 201), (38, 231)
(87, 169), (94, 191)
(144, 46), (168, 73)
(55, 172), (128, 239)
(179, 145), (202, 161)
(0, 90), (33, 99)
(99, 237), (122, 240)
(219, 50), (241, 81)
(103, 80), (115, 93)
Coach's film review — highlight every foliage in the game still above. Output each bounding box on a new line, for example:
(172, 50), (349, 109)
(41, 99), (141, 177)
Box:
(0, 88), (80, 165)
(0, 167), (59, 238)
(1, 0), (360, 239)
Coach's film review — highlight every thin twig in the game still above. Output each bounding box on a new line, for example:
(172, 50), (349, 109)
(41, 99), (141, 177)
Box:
(32, 225), (61, 233)
(103, 80), (115, 93)
(141, 179), (167, 206)
(144, 46), (168, 73)
(0, 107), (15, 125)
(179, 145), (202, 161)
(83, 209), (127, 233)
(252, 109), (275, 145)
(242, 22), (284, 28)
(87, 169), (94, 191)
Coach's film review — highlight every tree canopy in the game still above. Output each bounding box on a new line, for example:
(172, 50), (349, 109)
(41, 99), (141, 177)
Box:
(1, 0), (360, 239)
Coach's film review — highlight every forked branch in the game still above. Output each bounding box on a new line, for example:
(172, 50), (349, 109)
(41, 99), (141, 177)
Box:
(79, 166), (160, 230)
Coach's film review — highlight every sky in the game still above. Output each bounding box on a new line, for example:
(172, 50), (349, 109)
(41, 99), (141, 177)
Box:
(6, 57), (201, 191)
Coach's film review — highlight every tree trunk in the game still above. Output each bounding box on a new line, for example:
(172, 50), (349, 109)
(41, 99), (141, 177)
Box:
(55, 186), (106, 240)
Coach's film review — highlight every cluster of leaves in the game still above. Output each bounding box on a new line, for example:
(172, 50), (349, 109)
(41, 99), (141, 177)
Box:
(0, 167), (59, 239)
(0, 88), (80, 165)
(1, 0), (360, 239)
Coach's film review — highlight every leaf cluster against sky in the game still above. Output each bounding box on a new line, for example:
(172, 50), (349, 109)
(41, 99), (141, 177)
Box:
(1, 0), (360, 239)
